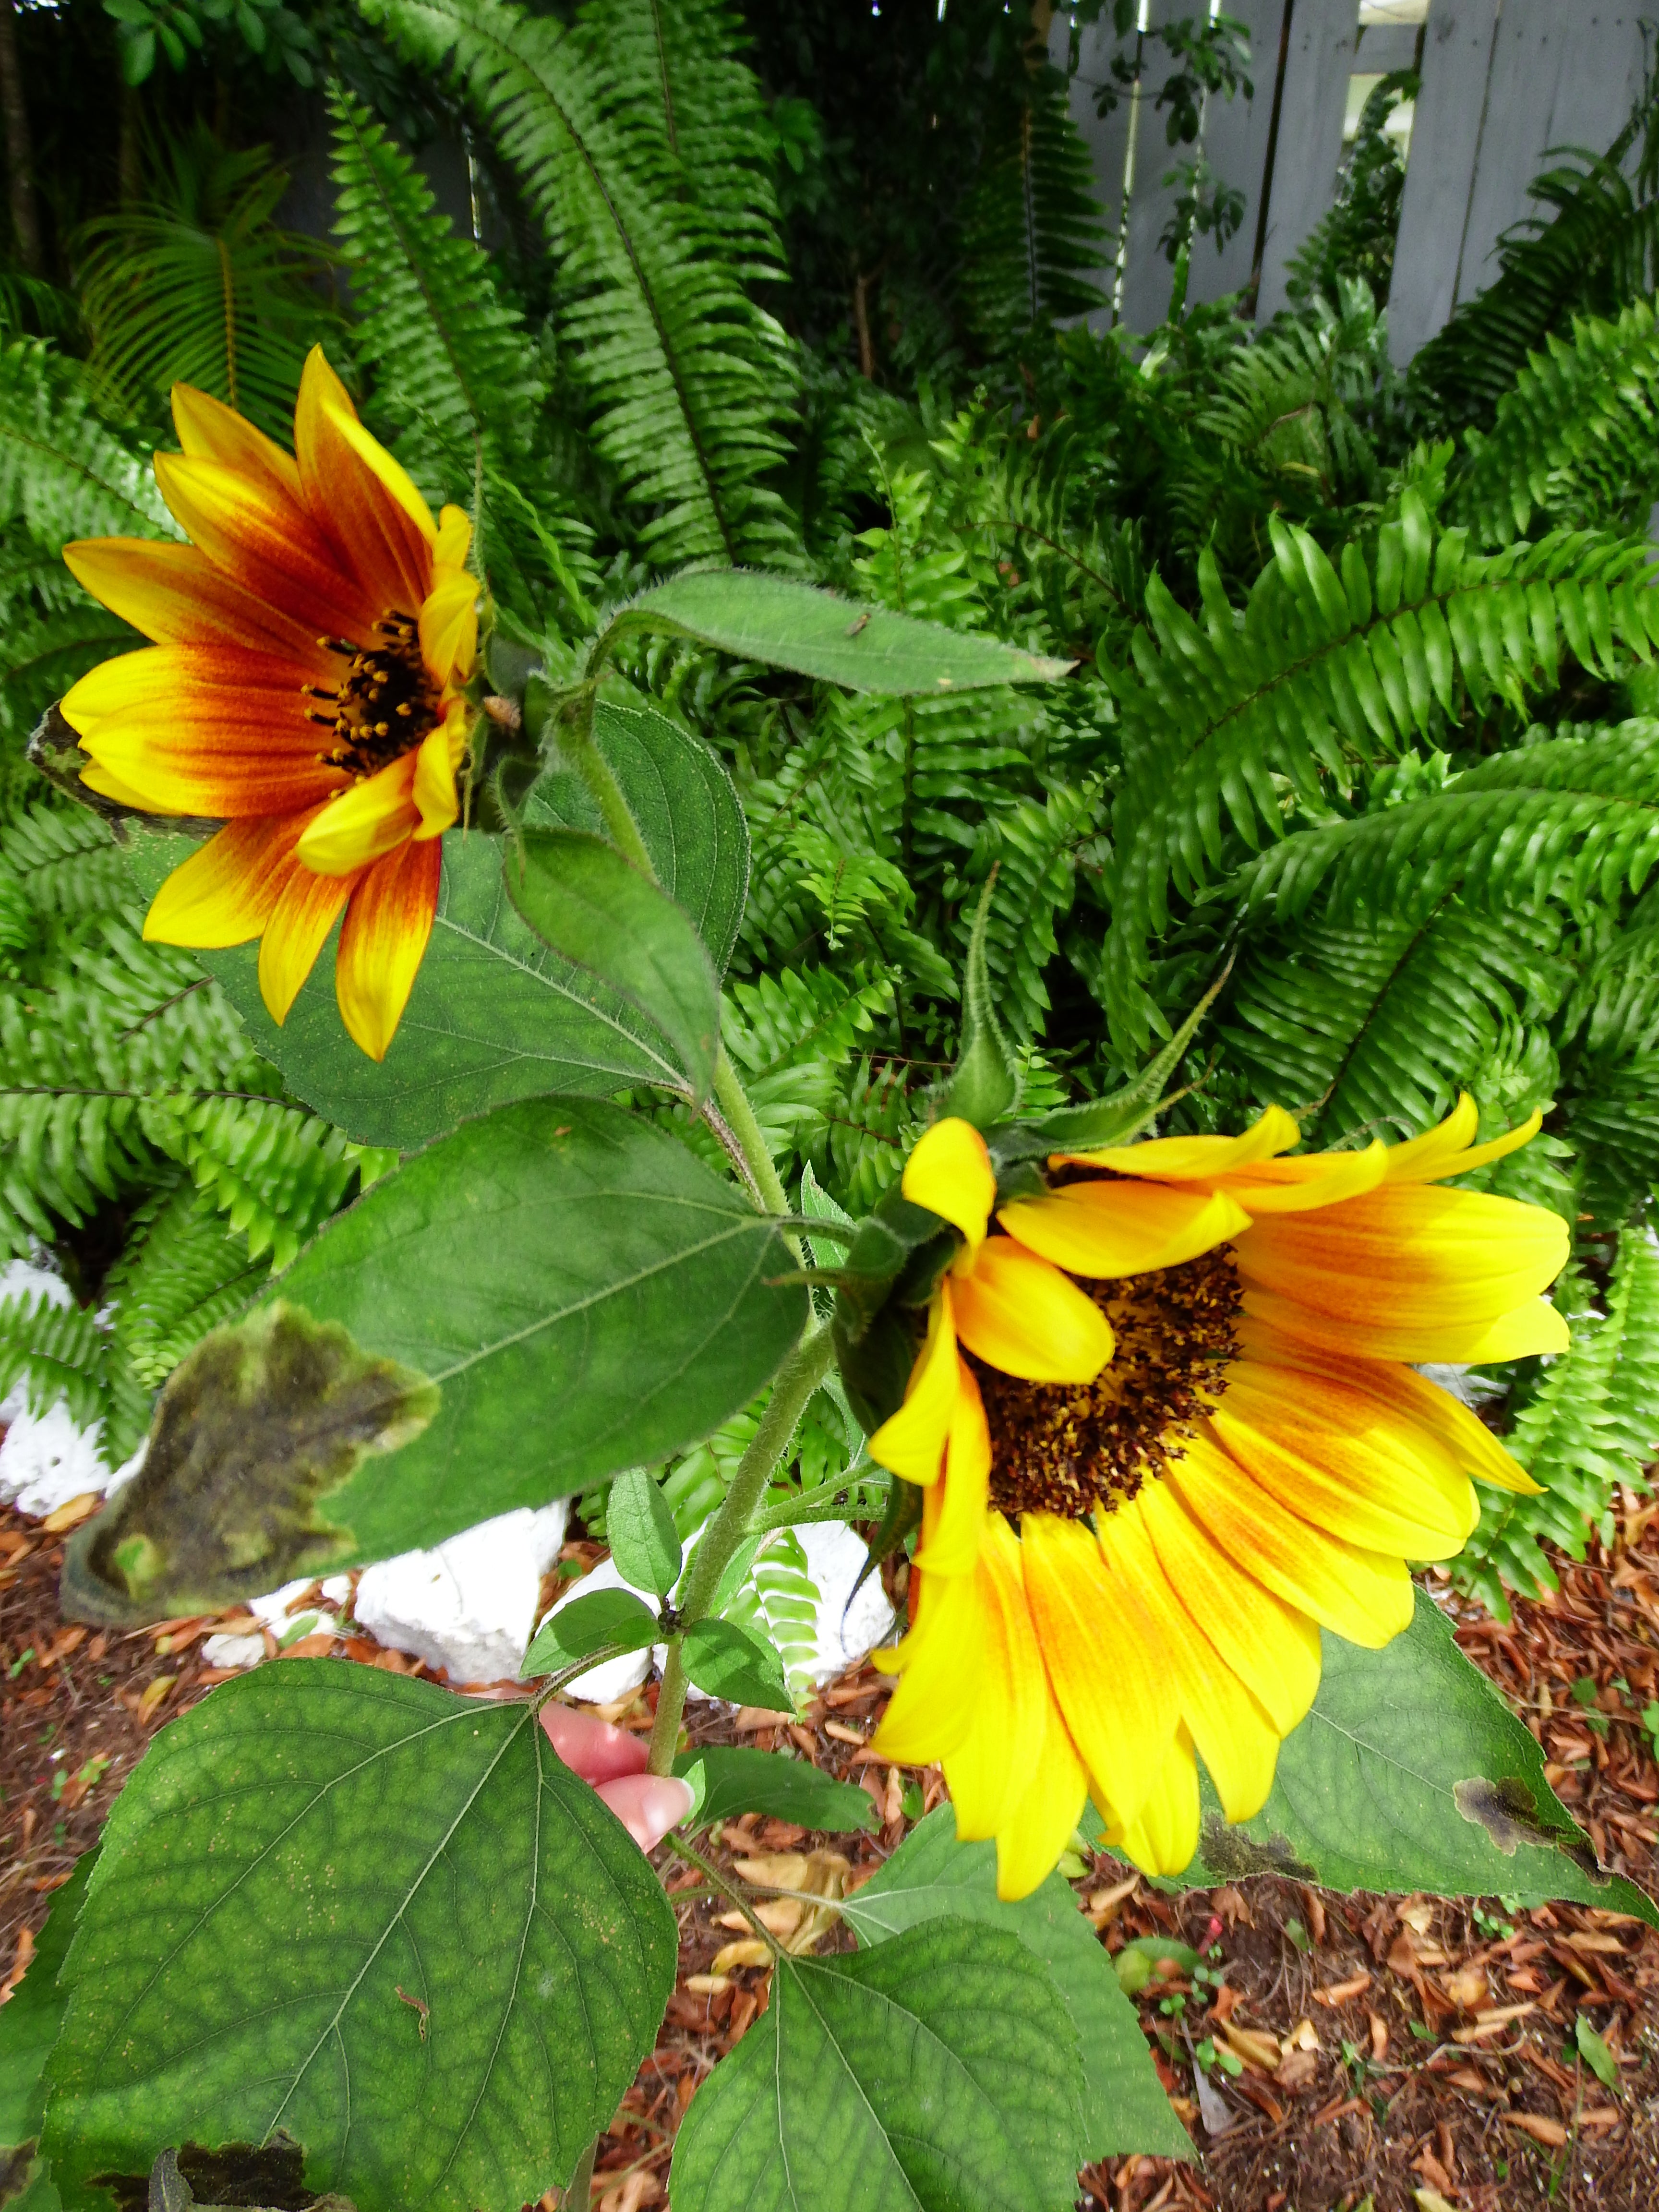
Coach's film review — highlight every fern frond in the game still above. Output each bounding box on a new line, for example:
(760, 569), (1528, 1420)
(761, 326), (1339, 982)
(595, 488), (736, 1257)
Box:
(329, 87), (547, 469)
(1453, 300), (1659, 544)
(0, 339), (177, 546)
(0, 1286), (150, 1465)
(1100, 497), (1659, 1049)
(0, 802), (133, 917)
(0, 601), (137, 741)
(961, 74), (1107, 344)
(1223, 903), (1565, 1142)
(1458, 1230), (1659, 1614)
(105, 1176), (270, 1389)
(162, 1094), (394, 1269)
(1410, 138), (1659, 433)
(1239, 721), (1659, 927)
(75, 126), (337, 440)
(361, 0), (800, 568)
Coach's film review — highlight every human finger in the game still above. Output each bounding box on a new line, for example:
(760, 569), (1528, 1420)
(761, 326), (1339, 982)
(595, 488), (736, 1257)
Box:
(594, 1773), (696, 1851)
(539, 1700), (650, 1784)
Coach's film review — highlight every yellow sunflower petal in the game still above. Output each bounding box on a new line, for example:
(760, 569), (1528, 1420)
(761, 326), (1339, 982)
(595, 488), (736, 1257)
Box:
(1382, 1094), (1546, 1184)
(913, 1362), (991, 1577)
(77, 759), (157, 809)
(1238, 1284), (1571, 1367)
(869, 1284), (960, 1484)
(1318, 1352), (1542, 1496)
(1207, 1363), (1479, 1557)
(143, 817), (302, 948)
(295, 753), (421, 877)
(418, 566), (478, 689)
(258, 859), (360, 1025)
(171, 381), (303, 503)
(62, 539), (330, 663)
(870, 1563), (985, 1764)
(1109, 1729), (1201, 1879)
(1222, 1141), (1389, 1213)
(434, 503), (472, 569)
(902, 1116), (998, 1254)
(1165, 1431), (1414, 1648)
(951, 1239), (1114, 1382)
(294, 346), (434, 621)
(152, 449), (367, 640)
(943, 1516), (1047, 1838)
(999, 1178), (1251, 1276)
(1020, 1511), (1178, 1824)
(1234, 1183), (1569, 1362)
(410, 715), (461, 841)
(992, 1685), (1089, 1902)
(1100, 1500), (1280, 1823)
(1055, 1103), (1300, 1184)
(1137, 1475), (1323, 1736)
(333, 836), (440, 1061)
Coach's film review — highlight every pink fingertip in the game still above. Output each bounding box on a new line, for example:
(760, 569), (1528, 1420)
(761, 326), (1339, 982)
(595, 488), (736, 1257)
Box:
(595, 1774), (696, 1851)
(539, 1701), (650, 1784)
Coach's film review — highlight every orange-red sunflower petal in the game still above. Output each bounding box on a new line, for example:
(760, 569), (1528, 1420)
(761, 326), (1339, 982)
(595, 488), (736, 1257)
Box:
(333, 834), (441, 1061)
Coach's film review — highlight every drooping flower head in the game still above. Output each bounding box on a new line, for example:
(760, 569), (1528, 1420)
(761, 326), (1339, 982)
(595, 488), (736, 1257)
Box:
(60, 348), (479, 1060)
(867, 1099), (1568, 1898)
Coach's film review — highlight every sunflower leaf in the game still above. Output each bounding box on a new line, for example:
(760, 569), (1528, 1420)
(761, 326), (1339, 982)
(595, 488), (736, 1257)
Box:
(505, 829), (721, 1109)
(671, 1746), (878, 1833)
(1186, 1588), (1659, 1922)
(603, 569), (1074, 695)
(63, 1100), (806, 1609)
(602, 1466), (685, 1597)
(680, 1616), (792, 1710)
(520, 1588), (658, 1677)
(668, 1919), (1088, 2212)
(841, 1808), (1192, 2163)
(40, 1665), (676, 2212)
(0, 1848), (96, 2196)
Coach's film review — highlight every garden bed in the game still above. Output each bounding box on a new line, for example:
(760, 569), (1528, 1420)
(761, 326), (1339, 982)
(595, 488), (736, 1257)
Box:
(5, 1494), (1657, 2212)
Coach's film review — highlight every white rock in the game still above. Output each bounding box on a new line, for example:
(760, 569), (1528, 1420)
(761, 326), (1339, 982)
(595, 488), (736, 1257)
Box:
(793, 1521), (897, 1685)
(202, 1632), (266, 1670)
(353, 1500), (571, 1684)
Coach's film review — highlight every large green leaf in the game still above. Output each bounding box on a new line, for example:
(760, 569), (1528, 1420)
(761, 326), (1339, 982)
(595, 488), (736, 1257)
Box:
(0, 1851), (95, 2212)
(121, 696), (747, 1152)
(610, 571), (1074, 694)
(842, 1809), (1190, 2164)
(668, 1919), (1087, 2212)
(64, 1101), (808, 1609)
(1187, 1591), (1659, 1922)
(42, 1665), (676, 2212)
(527, 693), (749, 975)
(672, 1745), (877, 1834)
(505, 829), (721, 1105)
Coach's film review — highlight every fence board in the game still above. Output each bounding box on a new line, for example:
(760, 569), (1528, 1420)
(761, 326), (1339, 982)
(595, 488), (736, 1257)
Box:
(1187, 0), (1289, 307)
(1385, 0), (1500, 362)
(1119, 0), (1202, 331)
(1255, 0), (1361, 320)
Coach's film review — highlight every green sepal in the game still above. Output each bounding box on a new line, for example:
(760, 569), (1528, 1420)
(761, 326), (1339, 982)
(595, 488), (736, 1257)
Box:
(934, 877), (1018, 1130)
(987, 967), (1228, 1172)
(849, 1471), (923, 1611)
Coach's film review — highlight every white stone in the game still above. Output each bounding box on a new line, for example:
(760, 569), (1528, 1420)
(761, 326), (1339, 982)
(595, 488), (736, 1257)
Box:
(793, 1521), (897, 1685)
(202, 1632), (266, 1670)
(353, 1500), (571, 1684)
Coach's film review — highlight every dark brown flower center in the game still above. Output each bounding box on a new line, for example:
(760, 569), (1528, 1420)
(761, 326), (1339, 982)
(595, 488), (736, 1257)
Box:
(972, 1246), (1242, 1521)
(305, 613), (441, 779)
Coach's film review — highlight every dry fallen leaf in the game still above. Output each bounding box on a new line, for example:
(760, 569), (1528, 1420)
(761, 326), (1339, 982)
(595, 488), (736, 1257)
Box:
(1443, 1963), (1488, 2009)
(1503, 2112), (1568, 2148)
(1220, 2022), (1281, 2073)
(710, 1938), (773, 1973)
(135, 1674), (177, 1726)
(42, 1491), (101, 1533)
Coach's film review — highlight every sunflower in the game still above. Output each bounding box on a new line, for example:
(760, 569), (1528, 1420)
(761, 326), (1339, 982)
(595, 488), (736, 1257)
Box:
(868, 1097), (1567, 1899)
(59, 347), (479, 1061)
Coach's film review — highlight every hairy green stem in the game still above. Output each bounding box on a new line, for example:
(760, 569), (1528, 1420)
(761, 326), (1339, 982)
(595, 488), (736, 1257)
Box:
(664, 1833), (781, 1951)
(646, 1324), (834, 1776)
(561, 690), (655, 876)
(747, 1461), (879, 1535)
(713, 1046), (791, 1219)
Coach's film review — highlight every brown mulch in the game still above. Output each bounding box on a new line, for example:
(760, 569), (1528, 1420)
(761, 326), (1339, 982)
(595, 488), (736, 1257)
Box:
(5, 1499), (1659, 2212)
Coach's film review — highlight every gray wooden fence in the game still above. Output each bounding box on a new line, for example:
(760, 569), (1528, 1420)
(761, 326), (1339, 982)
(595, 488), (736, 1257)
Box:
(1055, 0), (1654, 358)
